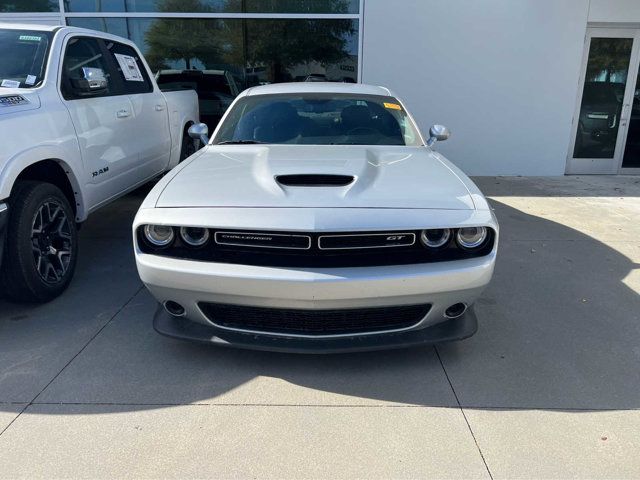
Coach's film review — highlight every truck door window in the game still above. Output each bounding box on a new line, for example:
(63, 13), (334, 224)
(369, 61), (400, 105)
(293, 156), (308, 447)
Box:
(105, 42), (153, 95)
(61, 37), (117, 100)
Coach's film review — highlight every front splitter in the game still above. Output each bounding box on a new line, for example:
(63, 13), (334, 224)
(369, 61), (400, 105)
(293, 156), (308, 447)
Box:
(153, 305), (478, 354)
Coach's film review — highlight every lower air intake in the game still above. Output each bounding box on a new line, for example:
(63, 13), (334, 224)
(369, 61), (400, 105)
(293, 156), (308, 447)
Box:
(198, 302), (431, 336)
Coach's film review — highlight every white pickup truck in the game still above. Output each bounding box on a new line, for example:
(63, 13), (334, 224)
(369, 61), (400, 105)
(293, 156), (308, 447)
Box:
(0, 24), (199, 303)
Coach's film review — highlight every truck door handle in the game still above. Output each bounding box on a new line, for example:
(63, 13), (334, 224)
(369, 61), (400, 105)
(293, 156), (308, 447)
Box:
(155, 104), (165, 111)
(116, 109), (131, 118)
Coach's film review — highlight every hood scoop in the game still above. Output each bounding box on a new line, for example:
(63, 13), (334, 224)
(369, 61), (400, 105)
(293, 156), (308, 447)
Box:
(275, 174), (355, 187)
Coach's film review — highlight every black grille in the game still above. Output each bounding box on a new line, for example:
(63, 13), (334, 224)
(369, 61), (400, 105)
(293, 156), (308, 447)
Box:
(215, 231), (311, 249)
(198, 303), (431, 336)
(138, 228), (495, 268)
(319, 232), (415, 250)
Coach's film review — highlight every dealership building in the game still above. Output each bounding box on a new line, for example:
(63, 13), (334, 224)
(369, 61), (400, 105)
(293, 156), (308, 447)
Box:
(2, 0), (640, 176)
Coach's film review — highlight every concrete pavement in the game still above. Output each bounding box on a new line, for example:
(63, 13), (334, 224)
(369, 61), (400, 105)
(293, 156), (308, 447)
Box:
(1, 175), (639, 478)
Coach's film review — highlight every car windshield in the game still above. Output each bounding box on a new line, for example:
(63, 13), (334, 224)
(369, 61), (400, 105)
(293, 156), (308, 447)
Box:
(213, 93), (423, 146)
(0, 29), (52, 89)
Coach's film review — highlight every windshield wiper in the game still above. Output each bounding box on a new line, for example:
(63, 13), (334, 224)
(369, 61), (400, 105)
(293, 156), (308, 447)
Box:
(215, 140), (266, 145)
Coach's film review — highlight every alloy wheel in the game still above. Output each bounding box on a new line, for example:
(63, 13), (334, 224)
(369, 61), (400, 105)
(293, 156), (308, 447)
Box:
(31, 200), (73, 284)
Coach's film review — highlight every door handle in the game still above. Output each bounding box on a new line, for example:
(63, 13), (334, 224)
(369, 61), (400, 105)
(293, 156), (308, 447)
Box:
(116, 109), (131, 118)
(155, 104), (165, 111)
(621, 104), (631, 127)
(622, 103), (630, 117)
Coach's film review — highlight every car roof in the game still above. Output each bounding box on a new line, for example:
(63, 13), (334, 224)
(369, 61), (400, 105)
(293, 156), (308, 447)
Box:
(242, 82), (395, 98)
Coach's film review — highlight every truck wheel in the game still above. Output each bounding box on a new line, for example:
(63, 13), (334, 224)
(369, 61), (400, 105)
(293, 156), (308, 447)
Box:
(0, 181), (78, 303)
(179, 129), (198, 162)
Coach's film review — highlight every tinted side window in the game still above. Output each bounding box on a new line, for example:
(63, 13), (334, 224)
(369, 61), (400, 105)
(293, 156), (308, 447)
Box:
(61, 37), (117, 100)
(105, 42), (153, 94)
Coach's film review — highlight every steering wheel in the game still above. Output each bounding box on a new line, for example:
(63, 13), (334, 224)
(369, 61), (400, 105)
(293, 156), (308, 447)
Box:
(346, 127), (378, 136)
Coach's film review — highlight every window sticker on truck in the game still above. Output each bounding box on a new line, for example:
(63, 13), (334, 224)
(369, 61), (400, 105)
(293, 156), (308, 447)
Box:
(114, 53), (144, 82)
(19, 35), (42, 42)
(1, 79), (20, 88)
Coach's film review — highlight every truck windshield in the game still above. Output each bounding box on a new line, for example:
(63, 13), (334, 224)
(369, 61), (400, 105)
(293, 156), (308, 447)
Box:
(213, 93), (423, 146)
(0, 29), (53, 89)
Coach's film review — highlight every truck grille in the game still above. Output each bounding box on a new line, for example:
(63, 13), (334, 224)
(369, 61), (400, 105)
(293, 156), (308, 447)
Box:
(198, 302), (432, 336)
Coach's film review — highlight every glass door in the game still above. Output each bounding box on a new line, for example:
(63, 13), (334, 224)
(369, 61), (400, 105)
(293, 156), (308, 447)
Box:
(567, 28), (640, 174)
(621, 61), (640, 172)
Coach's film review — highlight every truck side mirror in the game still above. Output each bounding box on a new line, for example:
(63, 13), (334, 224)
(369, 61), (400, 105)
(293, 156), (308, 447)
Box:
(70, 67), (109, 96)
(188, 123), (209, 145)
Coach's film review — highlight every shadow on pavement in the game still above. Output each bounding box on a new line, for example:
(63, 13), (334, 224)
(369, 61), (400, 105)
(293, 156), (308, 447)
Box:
(0, 187), (639, 412)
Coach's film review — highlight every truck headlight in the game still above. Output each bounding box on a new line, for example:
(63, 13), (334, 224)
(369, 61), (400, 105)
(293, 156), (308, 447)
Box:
(456, 227), (488, 249)
(180, 227), (210, 247)
(144, 224), (174, 247)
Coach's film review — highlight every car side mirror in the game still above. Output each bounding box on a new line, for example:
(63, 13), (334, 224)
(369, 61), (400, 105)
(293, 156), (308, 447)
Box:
(188, 122), (209, 145)
(427, 124), (451, 147)
(70, 67), (109, 96)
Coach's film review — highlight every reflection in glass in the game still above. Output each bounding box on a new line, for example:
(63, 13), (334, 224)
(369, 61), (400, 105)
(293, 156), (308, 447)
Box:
(243, 0), (358, 13)
(244, 19), (357, 85)
(68, 16), (359, 129)
(213, 93), (422, 146)
(622, 65), (640, 168)
(0, 0), (57, 12)
(63, 0), (238, 12)
(63, 0), (358, 13)
(0, 29), (52, 88)
(156, 70), (241, 128)
(573, 37), (632, 159)
(68, 17), (358, 83)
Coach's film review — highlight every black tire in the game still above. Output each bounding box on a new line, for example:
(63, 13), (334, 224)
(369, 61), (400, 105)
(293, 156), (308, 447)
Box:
(0, 181), (78, 303)
(179, 128), (198, 162)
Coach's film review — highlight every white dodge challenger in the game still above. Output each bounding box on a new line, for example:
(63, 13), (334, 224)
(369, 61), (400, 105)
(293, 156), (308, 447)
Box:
(133, 83), (498, 352)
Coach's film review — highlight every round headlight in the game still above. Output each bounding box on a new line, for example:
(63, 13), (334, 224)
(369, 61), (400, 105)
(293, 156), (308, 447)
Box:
(456, 227), (488, 249)
(420, 228), (451, 248)
(180, 227), (210, 247)
(144, 224), (174, 247)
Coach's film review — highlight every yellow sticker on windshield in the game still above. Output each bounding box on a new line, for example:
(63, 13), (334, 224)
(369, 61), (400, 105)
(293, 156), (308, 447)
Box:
(384, 102), (402, 110)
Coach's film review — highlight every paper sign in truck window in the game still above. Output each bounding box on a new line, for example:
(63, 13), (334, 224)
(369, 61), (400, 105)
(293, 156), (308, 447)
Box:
(1, 79), (20, 88)
(114, 53), (144, 82)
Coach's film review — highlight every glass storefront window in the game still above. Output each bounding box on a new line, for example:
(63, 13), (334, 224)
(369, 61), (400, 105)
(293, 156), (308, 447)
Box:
(63, 0), (359, 13)
(68, 17), (358, 84)
(68, 17), (359, 127)
(243, 0), (358, 13)
(0, 0), (58, 12)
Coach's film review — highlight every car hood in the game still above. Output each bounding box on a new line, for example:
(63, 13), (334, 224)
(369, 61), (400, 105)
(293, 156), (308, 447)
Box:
(156, 145), (475, 210)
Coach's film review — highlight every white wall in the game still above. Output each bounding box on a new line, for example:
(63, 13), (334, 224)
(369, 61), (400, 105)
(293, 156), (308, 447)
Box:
(589, 0), (640, 22)
(362, 0), (590, 175)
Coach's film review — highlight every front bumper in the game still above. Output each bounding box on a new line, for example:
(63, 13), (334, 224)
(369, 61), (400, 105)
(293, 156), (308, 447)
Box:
(136, 250), (495, 351)
(0, 202), (8, 268)
(134, 206), (498, 352)
(153, 304), (478, 353)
